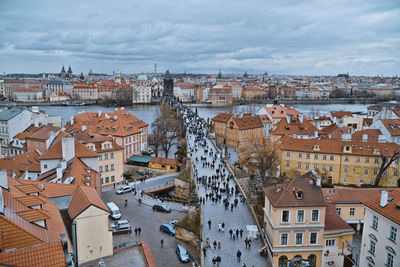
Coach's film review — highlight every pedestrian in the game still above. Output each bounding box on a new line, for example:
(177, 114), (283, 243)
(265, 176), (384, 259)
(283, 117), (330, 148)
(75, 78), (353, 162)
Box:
(113, 183), (115, 189)
(203, 246), (207, 257)
(231, 203), (234, 212)
(138, 198), (142, 205)
(138, 227), (141, 235)
(229, 229), (233, 238)
(208, 219), (212, 230)
(134, 227), (138, 235)
(206, 238), (210, 248)
(213, 240), (217, 250)
(236, 229), (239, 238)
(218, 222), (221, 232)
(216, 255), (221, 267)
(124, 199), (128, 207)
(236, 249), (242, 262)
(212, 257), (216, 267)
(240, 228), (243, 238)
(217, 241), (221, 249)
(160, 239), (164, 248)
(248, 239), (251, 249)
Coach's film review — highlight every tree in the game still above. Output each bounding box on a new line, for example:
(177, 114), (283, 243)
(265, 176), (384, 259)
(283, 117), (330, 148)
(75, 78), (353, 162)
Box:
(238, 136), (280, 182)
(375, 150), (400, 186)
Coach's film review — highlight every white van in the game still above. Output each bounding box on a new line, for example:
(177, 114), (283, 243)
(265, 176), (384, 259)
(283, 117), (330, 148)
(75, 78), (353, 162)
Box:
(107, 202), (121, 220)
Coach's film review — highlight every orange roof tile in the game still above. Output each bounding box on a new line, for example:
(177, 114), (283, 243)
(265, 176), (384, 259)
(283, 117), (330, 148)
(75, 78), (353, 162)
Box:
(17, 209), (50, 222)
(149, 157), (183, 166)
(324, 204), (354, 231)
(231, 114), (263, 130)
(0, 150), (41, 176)
(13, 125), (39, 140)
(271, 115), (318, 136)
(26, 125), (60, 141)
(322, 187), (399, 204)
(263, 105), (300, 119)
(330, 111), (353, 118)
(68, 186), (109, 219)
(363, 190), (400, 225)
(380, 119), (400, 136)
(39, 138), (98, 160)
(15, 195), (45, 207)
(211, 113), (233, 123)
(351, 129), (382, 142)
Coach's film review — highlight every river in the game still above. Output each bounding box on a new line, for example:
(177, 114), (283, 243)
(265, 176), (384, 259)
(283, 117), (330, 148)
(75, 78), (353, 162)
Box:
(39, 103), (372, 127)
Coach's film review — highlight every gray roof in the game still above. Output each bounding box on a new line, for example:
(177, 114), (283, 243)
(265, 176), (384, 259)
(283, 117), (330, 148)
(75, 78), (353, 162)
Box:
(0, 108), (23, 121)
(46, 80), (74, 86)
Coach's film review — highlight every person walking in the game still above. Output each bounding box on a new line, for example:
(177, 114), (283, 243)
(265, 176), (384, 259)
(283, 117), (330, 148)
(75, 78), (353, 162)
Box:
(160, 239), (164, 248)
(240, 228), (243, 238)
(203, 246), (207, 257)
(221, 222), (225, 232)
(216, 255), (221, 267)
(229, 229), (233, 238)
(124, 199), (128, 207)
(217, 241), (221, 249)
(213, 240), (217, 250)
(134, 227), (138, 235)
(212, 257), (216, 267)
(208, 219), (212, 230)
(236, 249), (242, 262)
(244, 238), (248, 248)
(138, 227), (141, 235)
(248, 239), (252, 249)
(138, 198), (142, 206)
(236, 229), (239, 238)
(218, 222), (221, 232)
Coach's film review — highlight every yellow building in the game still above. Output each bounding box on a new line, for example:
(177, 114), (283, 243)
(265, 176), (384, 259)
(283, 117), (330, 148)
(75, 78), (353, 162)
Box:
(241, 86), (265, 99)
(149, 157), (182, 172)
(211, 113), (264, 149)
(280, 136), (400, 187)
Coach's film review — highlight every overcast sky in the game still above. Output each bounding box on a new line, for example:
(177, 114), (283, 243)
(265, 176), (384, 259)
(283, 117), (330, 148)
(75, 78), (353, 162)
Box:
(0, 0), (399, 76)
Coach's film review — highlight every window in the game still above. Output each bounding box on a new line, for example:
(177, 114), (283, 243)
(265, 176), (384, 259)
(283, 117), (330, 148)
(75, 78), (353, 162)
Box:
(311, 209), (319, 222)
(366, 157), (370, 163)
(285, 161), (290, 167)
(282, 210), (290, 223)
(344, 156), (349, 161)
(364, 168), (369, 174)
(394, 170), (398, 176)
(111, 164), (115, 170)
(286, 151), (291, 157)
(298, 152), (302, 158)
(111, 176), (115, 182)
(329, 166), (333, 172)
(99, 155), (103, 161)
(314, 165), (318, 171)
(100, 178), (104, 184)
(306, 153), (310, 159)
(305, 164), (310, 170)
(374, 169), (378, 175)
(326, 239), (336, 246)
(344, 167), (349, 173)
(314, 154), (318, 160)
(368, 179), (373, 185)
(105, 177), (109, 183)
(374, 158), (379, 164)
(343, 177), (348, 183)
(385, 249), (394, 267)
(322, 165), (326, 171)
(389, 226), (397, 242)
(360, 178), (364, 184)
(297, 210), (305, 223)
(350, 208), (355, 216)
(104, 154), (108, 160)
(356, 157), (360, 162)
(369, 238), (376, 255)
(278, 256), (288, 267)
(330, 155), (334, 161)
(295, 232), (303, 245)
(384, 170), (388, 175)
(99, 166), (103, 173)
(310, 232), (317, 244)
(392, 180), (396, 186)
(297, 162), (302, 168)
(323, 154), (327, 160)
(105, 165), (109, 172)
(280, 233), (288, 246)
(110, 152), (114, 159)
(371, 215), (378, 230)
(336, 208), (341, 216)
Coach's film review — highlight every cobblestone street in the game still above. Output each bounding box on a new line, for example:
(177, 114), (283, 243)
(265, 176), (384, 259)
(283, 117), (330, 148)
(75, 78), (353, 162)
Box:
(188, 132), (270, 267)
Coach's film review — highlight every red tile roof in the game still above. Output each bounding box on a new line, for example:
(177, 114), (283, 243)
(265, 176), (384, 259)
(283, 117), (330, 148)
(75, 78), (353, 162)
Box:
(231, 114), (263, 130)
(39, 138), (98, 160)
(0, 150), (41, 176)
(330, 111), (353, 118)
(324, 204), (354, 231)
(380, 119), (400, 136)
(26, 125), (60, 141)
(149, 157), (183, 166)
(351, 129), (382, 142)
(211, 113), (233, 123)
(263, 105), (300, 119)
(363, 190), (400, 225)
(264, 177), (326, 208)
(271, 115), (318, 136)
(68, 186), (109, 219)
(323, 187), (400, 204)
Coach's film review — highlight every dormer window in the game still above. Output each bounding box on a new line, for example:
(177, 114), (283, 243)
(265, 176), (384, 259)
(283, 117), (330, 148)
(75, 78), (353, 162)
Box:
(295, 191), (303, 199)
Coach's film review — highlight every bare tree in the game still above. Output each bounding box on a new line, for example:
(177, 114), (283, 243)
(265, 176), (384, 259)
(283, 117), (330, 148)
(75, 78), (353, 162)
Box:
(375, 150), (400, 186)
(238, 136), (280, 182)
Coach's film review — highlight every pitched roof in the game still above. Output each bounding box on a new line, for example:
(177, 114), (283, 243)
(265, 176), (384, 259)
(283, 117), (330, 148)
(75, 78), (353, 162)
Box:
(259, 114), (272, 124)
(322, 187), (399, 204)
(26, 125), (60, 141)
(0, 107), (23, 121)
(380, 119), (400, 136)
(271, 115), (318, 136)
(264, 177), (326, 208)
(231, 114), (263, 130)
(0, 240), (67, 267)
(211, 113), (233, 123)
(39, 138), (98, 160)
(13, 125), (39, 140)
(324, 204), (354, 232)
(149, 157), (183, 166)
(280, 136), (400, 157)
(68, 186), (109, 219)
(64, 109), (148, 137)
(330, 111), (353, 118)
(0, 150), (41, 176)
(263, 105), (300, 119)
(363, 190), (400, 225)
(351, 129), (382, 142)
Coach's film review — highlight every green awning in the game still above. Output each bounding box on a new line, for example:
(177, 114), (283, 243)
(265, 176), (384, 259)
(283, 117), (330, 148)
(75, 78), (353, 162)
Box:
(127, 155), (152, 163)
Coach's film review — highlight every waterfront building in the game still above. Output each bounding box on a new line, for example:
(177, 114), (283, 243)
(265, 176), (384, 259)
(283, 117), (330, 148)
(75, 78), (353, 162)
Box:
(65, 108), (148, 161)
(241, 85), (265, 99)
(13, 87), (43, 102)
(280, 136), (400, 187)
(329, 111), (364, 132)
(207, 86), (233, 106)
(43, 80), (74, 100)
(359, 190), (400, 267)
(0, 78), (41, 99)
(210, 113), (233, 145)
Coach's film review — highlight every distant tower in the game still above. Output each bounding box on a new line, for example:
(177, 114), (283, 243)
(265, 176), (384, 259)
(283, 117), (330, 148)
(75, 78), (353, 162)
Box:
(115, 71), (121, 84)
(61, 65), (66, 78)
(217, 69), (222, 79)
(163, 70), (173, 97)
(79, 72), (84, 81)
(243, 71), (248, 79)
(88, 69), (94, 81)
(154, 59), (157, 74)
(67, 65), (73, 79)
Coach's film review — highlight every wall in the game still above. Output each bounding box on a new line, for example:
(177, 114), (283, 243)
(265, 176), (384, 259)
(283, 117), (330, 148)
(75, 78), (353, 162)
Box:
(75, 205), (113, 265)
(175, 225), (200, 248)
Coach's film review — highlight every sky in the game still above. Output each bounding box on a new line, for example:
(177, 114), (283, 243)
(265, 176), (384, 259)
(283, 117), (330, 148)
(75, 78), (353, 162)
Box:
(0, 0), (399, 76)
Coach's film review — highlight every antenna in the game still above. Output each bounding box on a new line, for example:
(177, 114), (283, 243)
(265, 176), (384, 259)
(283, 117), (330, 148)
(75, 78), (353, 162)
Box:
(154, 58), (158, 74)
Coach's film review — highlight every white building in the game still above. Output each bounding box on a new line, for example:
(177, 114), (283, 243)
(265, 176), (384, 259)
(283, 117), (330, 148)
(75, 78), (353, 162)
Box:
(43, 80), (74, 100)
(359, 190), (400, 267)
(132, 74), (152, 104)
(13, 88), (43, 102)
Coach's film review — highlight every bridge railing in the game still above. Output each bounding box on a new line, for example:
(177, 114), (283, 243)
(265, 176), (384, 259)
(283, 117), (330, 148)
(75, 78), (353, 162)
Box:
(142, 182), (174, 193)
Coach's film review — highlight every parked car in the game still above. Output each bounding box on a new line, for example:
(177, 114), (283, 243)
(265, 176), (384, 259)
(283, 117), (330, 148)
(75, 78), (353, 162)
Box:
(160, 223), (175, 236)
(176, 243), (190, 263)
(153, 203), (171, 213)
(111, 220), (132, 235)
(106, 202), (121, 220)
(169, 220), (178, 225)
(116, 185), (131, 195)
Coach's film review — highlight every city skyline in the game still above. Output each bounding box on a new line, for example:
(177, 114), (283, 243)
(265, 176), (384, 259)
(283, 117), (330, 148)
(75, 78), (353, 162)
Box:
(0, 0), (399, 76)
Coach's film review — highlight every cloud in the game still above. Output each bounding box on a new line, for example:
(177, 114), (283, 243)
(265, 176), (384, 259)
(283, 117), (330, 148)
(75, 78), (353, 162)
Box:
(0, 0), (399, 75)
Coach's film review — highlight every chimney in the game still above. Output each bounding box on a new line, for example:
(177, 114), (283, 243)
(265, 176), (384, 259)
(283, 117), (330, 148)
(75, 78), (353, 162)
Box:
(81, 125), (86, 132)
(62, 137), (75, 162)
(97, 110), (102, 117)
(299, 114), (304, 124)
(286, 114), (291, 124)
(380, 190), (388, 207)
(70, 116), (74, 126)
(56, 165), (63, 180)
(0, 170), (8, 190)
(113, 116), (117, 120)
(314, 130), (318, 138)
